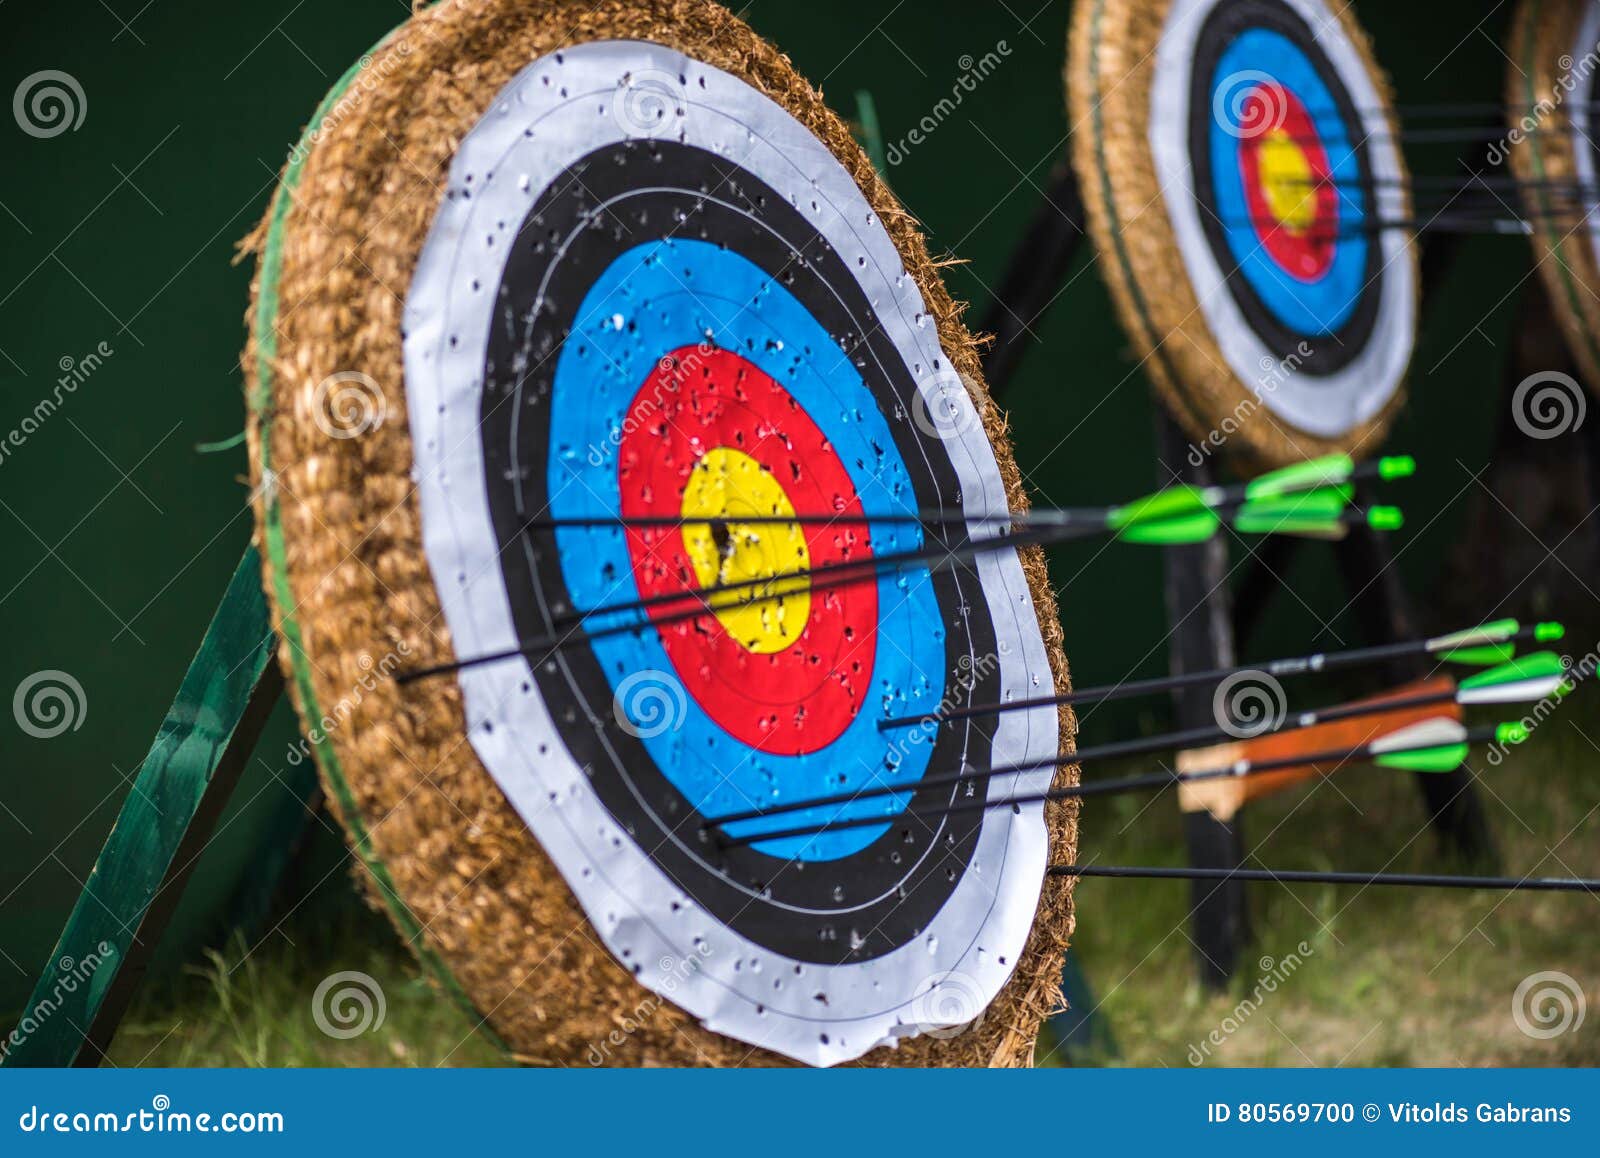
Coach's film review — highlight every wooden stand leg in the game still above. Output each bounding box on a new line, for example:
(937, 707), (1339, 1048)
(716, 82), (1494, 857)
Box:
(1156, 410), (1250, 988)
(2, 545), (283, 1067)
(1332, 488), (1498, 868)
(978, 151), (1086, 398)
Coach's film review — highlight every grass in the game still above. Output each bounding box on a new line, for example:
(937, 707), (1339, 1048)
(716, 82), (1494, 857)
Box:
(1049, 696), (1600, 1067)
(96, 699), (1599, 1068)
(105, 902), (505, 1069)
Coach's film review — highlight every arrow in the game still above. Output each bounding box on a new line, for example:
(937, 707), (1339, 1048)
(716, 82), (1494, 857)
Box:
(704, 654), (1568, 838)
(1456, 651), (1575, 704)
(396, 472), (1397, 685)
(1046, 865), (1600, 893)
(549, 488), (1379, 631)
(1242, 453), (1413, 500)
(876, 620), (1563, 731)
(710, 721), (1525, 849)
(511, 454), (1415, 533)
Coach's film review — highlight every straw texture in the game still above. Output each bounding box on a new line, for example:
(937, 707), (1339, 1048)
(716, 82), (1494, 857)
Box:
(1507, 0), (1600, 391)
(243, 0), (1077, 1067)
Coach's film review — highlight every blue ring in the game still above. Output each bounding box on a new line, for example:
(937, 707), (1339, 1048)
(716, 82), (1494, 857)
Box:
(547, 239), (946, 861)
(1209, 28), (1370, 336)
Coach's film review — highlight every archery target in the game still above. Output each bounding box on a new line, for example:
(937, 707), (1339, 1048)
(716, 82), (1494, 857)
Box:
(247, 0), (1074, 1070)
(1070, 0), (1419, 467)
(1507, 0), (1600, 390)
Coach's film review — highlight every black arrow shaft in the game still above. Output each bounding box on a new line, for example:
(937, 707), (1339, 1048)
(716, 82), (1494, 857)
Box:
(879, 628), (1533, 731)
(395, 521), (1075, 685)
(712, 727), (1491, 849)
(708, 687), (1460, 830)
(1048, 865), (1600, 893)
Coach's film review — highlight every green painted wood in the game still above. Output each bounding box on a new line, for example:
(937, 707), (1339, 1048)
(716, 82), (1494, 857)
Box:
(2, 544), (283, 1067)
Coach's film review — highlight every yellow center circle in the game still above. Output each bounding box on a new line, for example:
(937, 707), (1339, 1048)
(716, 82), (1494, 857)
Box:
(680, 447), (811, 654)
(1258, 127), (1316, 231)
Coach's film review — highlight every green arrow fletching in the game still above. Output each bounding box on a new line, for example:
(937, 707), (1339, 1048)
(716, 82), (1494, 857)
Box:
(1440, 643), (1517, 666)
(1376, 743), (1470, 773)
(1108, 485), (1223, 544)
(1107, 485), (1210, 531)
(1430, 619), (1520, 649)
(1244, 454), (1354, 500)
(1232, 486), (1352, 537)
(1429, 619), (1521, 666)
(1370, 718), (1470, 773)
(1457, 651), (1568, 705)
(1114, 508), (1221, 545)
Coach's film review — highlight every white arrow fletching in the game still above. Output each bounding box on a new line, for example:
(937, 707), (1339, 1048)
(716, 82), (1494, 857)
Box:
(1457, 674), (1564, 706)
(1427, 623), (1515, 651)
(1369, 717), (1468, 755)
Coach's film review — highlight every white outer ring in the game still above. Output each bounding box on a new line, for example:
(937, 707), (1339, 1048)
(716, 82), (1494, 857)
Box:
(401, 41), (1058, 1067)
(1149, 0), (1416, 438)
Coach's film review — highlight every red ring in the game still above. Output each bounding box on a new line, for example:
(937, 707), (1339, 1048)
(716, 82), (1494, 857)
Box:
(617, 346), (876, 755)
(1239, 83), (1338, 282)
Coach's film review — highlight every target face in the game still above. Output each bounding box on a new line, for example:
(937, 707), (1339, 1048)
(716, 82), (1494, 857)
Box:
(400, 41), (1060, 1066)
(1071, 0), (1418, 464)
(1507, 0), (1600, 389)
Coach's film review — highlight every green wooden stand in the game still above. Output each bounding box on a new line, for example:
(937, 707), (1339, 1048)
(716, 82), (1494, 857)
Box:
(2, 545), (284, 1067)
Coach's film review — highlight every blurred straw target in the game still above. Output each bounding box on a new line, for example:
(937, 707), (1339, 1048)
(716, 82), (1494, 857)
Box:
(1068, 0), (1418, 470)
(1506, 0), (1600, 392)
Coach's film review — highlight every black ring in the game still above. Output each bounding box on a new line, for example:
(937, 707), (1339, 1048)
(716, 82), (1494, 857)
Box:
(476, 139), (1002, 964)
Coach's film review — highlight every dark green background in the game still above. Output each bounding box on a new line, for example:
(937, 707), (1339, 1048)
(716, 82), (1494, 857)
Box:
(0, 0), (1520, 1010)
